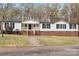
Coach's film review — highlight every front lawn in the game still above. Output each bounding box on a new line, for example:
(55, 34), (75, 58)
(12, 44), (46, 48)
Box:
(0, 35), (79, 46)
(38, 36), (79, 46)
(0, 34), (29, 46)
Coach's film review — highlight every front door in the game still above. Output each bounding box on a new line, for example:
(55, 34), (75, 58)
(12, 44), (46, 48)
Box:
(28, 24), (33, 36)
(28, 24), (40, 36)
(28, 24), (32, 30)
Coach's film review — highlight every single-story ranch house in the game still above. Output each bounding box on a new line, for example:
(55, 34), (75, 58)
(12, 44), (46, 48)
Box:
(0, 19), (79, 36)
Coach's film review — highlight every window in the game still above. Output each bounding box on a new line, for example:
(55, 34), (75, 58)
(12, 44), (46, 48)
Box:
(69, 24), (76, 29)
(10, 22), (14, 28)
(56, 24), (59, 29)
(60, 24), (62, 29)
(34, 24), (39, 27)
(34, 24), (36, 27)
(5, 22), (9, 28)
(63, 24), (66, 29)
(0, 23), (1, 30)
(47, 24), (50, 29)
(22, 24), (27, 28)
(25, 24), (27, 27)
(56, 24), (66, 29)
(69, 24), (72, 29)
(5, 22), (14, 30)
(42, 24), (46, 28)
(42, 23), (50, 29)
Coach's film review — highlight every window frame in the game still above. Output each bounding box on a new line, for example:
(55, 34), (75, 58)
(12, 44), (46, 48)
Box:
(56, 24), (59, 29)
(10, 22), (14, 28)
(5, 22), (9, 28)
(0, 23), (1, 30)
(69, 24), (76, 29)
(56, 24), (66, 29)
(63, 24), (66, 29)
(42, 23), (46, 29)
(25, 24), (27, 27)
(47, 24), (50, 29)
(42, 23), (50, 29)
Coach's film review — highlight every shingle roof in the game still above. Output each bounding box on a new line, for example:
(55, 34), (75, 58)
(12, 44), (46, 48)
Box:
(0, 18), (79, 24)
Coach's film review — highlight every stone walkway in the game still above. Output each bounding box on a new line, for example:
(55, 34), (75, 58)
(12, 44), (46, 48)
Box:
(28, 36), (42, 46)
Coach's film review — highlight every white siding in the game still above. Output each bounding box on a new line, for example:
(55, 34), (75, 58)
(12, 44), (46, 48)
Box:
(40, 23), (52, 31)
(2, 22), (5, 30)
(13, 23), (21, 31)
(40, 21), (78, 31)
(2, 21), (79, 32)
(52, 21), (78, 31)
(2, 22), (21, 31)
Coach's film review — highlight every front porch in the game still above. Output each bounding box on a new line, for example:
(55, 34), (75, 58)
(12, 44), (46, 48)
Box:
(21, 20), (40, 35)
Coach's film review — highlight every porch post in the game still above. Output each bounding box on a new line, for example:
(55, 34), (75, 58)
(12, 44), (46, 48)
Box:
(78, 24), (79, 36)
(33, 24), (35, 36)
(32, 24), (35, 36)
(27, 24), (28, 36)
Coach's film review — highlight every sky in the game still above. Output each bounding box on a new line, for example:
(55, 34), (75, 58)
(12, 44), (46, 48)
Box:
(1, 0), (79, 3)
(16, 3), (64, 8)
(16, 3), (49, 7)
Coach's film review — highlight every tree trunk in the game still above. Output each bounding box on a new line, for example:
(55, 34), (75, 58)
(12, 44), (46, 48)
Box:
(2, 30), (4, 37)
(1, 22), (4, 37)
(78, 24), (79, 36)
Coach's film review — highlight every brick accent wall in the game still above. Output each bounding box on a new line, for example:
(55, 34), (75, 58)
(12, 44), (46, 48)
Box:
(39, 31), (79, 36)
(22, 31), (40, 36)
(22, 31), (79, 36)
(2, 31), (79, 36)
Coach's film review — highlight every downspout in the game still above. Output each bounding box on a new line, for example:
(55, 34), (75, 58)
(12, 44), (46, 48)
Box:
(27, 24), (28, 36)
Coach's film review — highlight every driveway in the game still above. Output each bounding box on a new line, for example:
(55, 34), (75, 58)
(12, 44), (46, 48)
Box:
(0, 45), (79, 56)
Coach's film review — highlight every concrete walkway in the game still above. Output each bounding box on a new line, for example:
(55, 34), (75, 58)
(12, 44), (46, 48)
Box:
(28, 36), (42, 46)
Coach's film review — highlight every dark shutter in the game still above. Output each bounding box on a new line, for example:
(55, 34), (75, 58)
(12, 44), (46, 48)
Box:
(56, 24), (59, 29)
(0, 23), (1, 30)
(5, 22), (9, 28)
(47, 24), (50, 29)
(73, 24), (76, 29)
(63, 24), (66, 29)
(10, 22), (14, 28)
(69, 24), (76, 29)
(42, 24), (46, 28)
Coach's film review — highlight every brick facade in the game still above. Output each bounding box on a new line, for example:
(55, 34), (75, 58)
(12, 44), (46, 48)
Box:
(39, 31), (79, 36)
(2, 31), (79, 36)
(22, 31), (79, 36)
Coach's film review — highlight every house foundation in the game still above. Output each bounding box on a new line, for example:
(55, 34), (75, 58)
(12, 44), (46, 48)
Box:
(21, 31), (79, 36)
(1, 31), (79, 36)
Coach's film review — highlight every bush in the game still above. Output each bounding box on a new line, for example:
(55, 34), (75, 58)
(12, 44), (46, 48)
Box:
(5, 26), (14, 32)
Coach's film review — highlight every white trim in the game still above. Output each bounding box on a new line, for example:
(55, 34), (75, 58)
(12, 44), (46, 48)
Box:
(22, 20), (39, 24)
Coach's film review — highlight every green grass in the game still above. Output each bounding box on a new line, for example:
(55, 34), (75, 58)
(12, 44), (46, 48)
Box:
(0, 34), (79, 46)
(0, 34), (29, 46)
(38, 36), (79, 45)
